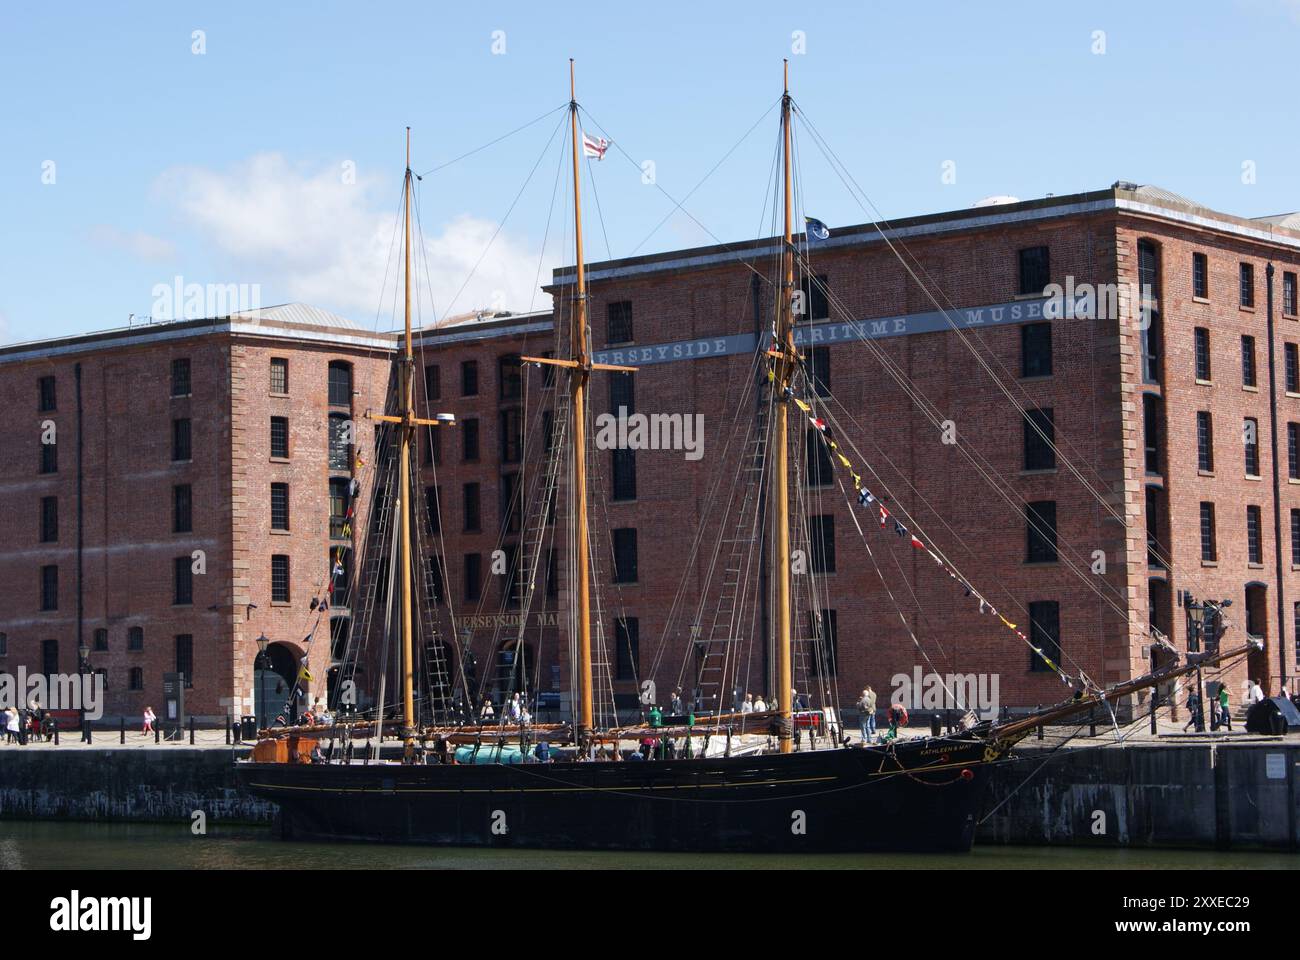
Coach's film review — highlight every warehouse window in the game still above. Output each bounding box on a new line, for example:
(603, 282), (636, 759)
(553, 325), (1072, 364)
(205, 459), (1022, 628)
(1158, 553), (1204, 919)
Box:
(813, 609), (838, 677)
(128, 626), (144, 651)
(807, 428), (834, 485)
(461, 360), (479, 397)
(40, 437), (57, 474)
(1028, 601), (1061, 672)
(173, 557), (192, 606)
(1200, 502), (1217, 563)
(809, 345), (832, 396)
(609, 371), (634, 416)
(93, 628), (108, 653)
(461, 418), (479, 461)
(799, 274), (830, 321)
(40, 564), (58, 611)
(172, 417), (192, 461)
(462, 482), (480, 532)
(1244, 417), (1260, 477)
(175, 635), (193, 688)
(1290, 423), (1300, 481)
(1026, 501), (1058, 563)
(1291, 509), (1300, 567)
(42, 639), (58, 675)
(173, 484), (193, 533)
(809, 514), (836, 573)
(1021, 322), (1052, 378)
(328, 414), (351, 470)
(1023, 408), (1055, 470)
(40, 496), (58, 543)
(1242, 335), (1257, 387)
(1247, 505), (1263, 564)
(615, 617), (640, 681)
(269, 357), (289, 395)
(607, 301), (634, 344)
(38, 375), (56, 412)
(1192, 252), (1208, 299)
(424, 485), (440, 536)
(1197, 411), (1214, 473)
(327, 361), (352, 407)
(271, 482), (290, 532)
(270, 416), (289, 459)
(424, 363), (441, 400)
(464, 553), (482, 602)
(499, 408), (523, 463)
(612, 528), (638, 583)
(1018, 246), (1050, 296)
(612, 448), (637, 501)
(171, 358), (192, 397)
(1287, 344), (1299, 393)
(271, 555), (290, 603)
(1285, 272), (1298, 316)
(1240, 262), (1255, 308)
(498, 354), (523, 402)
(1142, 394), (1162, 475)
(1194, 327), (1211, 382)
(129, 667), (143, 691)
(500, 472), (521, 536)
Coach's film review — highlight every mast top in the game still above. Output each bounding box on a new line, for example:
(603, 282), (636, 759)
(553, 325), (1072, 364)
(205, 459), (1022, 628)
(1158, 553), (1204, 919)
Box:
(405, 126), (411, 172)
(569, 58), (576, 104)
(783, 58), (788, 96)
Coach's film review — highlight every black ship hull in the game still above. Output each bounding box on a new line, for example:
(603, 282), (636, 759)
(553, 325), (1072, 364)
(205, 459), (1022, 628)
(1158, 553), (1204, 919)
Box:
(238, 736), (1002, 853)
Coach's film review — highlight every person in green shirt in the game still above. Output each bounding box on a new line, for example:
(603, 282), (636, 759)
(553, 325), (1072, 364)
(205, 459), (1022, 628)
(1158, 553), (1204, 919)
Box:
(1218, 685), (1232, 731)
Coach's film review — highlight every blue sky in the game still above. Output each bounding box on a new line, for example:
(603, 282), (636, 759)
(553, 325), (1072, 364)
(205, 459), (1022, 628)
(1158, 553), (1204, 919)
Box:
(3, 0), (1300, 343)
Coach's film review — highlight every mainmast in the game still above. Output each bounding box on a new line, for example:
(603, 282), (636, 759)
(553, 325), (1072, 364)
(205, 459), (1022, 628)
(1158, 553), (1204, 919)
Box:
(523, 61), (634, 742)
(771, 61), (797, 754)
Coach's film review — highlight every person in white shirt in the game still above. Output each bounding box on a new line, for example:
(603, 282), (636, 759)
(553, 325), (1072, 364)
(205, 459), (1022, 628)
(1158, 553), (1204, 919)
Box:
(1247, 679), (1266, 706)
(740, 693), (754, 714)
(753, 695), (768, 712)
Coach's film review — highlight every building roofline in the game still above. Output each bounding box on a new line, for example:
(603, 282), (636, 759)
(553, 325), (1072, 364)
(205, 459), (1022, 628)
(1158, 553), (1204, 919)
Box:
(0, 308), (556, 366)
(548, 185), (1300, 286)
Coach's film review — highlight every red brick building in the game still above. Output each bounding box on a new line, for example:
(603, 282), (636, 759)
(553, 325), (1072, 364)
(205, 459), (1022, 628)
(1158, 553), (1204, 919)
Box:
(5, 183), (1300, 724)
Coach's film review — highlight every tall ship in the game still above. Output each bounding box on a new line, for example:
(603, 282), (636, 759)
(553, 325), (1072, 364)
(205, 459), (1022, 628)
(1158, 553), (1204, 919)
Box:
(237, 63), (1255, 853)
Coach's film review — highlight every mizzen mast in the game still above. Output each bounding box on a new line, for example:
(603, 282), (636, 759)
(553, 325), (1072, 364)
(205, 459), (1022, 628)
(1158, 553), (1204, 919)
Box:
(523, 61), (634, 743)
(770, 60), (797, 754)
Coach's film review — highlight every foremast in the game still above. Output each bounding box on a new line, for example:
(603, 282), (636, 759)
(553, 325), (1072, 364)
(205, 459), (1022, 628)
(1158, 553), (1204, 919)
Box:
(769, 61), (797, 753)
(368, 129), (450, 756)
(523, 61), (634, 743)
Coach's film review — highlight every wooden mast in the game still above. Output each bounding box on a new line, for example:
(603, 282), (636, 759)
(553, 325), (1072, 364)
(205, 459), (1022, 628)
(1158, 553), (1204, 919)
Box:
(366, 131), (457, 753)
(772, 60), (796, 753)
(398, 127), (417, 743)
(522, 62), (634, 743)
(568, 59), (596, 740)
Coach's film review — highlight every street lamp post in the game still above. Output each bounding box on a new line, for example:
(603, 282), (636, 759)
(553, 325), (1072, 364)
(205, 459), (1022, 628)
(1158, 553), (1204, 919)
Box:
(255, 633), (271, 731)
(77, 639), (90, 742)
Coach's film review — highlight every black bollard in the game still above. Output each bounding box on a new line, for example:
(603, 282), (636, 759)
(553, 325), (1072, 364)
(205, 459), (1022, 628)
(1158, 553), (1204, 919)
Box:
(232, 720), (241, 744)
(1036, 704), (1044, 740)
(225, 717), (231, 745)
(53, 723), (59, 746)
(154, 723), (160, 744)
(1150, 691), (1158, 735)
(931, 713), (941, 737)
(85, 721), (92, 745)
(189, 716), (195, 745)
(120, 717), (125, 745)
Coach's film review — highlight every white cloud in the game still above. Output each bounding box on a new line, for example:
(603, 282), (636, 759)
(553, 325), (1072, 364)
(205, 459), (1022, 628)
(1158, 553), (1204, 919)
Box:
(86, 225), (176, 261)
(155, 153), (552, 322)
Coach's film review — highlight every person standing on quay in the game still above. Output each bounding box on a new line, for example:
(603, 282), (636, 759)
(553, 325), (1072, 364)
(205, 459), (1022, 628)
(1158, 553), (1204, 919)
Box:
(858, 686), (877, 742)
(1218, 685), (1232, 731)
(142, 705), (156, 736)
(3, 706), (16, 744)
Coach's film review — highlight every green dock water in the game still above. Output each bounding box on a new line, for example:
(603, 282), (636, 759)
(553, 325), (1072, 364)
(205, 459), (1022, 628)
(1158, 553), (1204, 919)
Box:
(0, 821), (1293, 869)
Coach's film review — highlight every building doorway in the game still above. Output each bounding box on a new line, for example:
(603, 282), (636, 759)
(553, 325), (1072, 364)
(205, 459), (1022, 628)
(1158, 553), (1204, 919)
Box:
(1245, 582), (1270, 695)
(254, 641), (302, 728)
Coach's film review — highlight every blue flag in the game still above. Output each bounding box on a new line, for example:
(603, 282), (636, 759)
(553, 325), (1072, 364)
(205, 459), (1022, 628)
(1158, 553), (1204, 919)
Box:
(805, 217), (830, 243)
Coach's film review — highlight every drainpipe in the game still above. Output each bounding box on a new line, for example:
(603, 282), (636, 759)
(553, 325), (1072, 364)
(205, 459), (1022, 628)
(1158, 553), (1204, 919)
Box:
(1265, 263), (1288, 692)
(75, 362), (85, 682)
